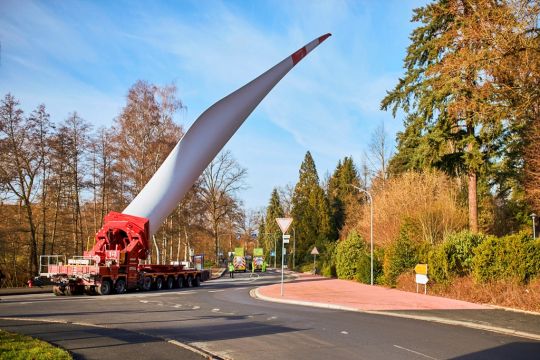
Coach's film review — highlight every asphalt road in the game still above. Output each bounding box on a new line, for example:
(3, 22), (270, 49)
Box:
(1, 270), (539, 360)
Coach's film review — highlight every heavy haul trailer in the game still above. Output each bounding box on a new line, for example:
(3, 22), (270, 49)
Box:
(43, 212), (209, 296)
(40, 34), (330, 296)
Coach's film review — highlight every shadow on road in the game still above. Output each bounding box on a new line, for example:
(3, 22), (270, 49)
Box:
(450, 342), (540, 360)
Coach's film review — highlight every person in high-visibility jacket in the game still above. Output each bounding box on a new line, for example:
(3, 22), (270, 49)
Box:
(262, 261), (267, 272)
(228, 262), (234, 278)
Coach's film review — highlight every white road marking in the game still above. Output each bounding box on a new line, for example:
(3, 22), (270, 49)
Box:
(208, 289), (225, 293)
(340, 331), (349, 335)
(393, 345), (439, 360)
(235, 287), (248, 291)
(267, 316), (277, 320)
(211, 308), (220, 312)
(192, 306), (200, 310)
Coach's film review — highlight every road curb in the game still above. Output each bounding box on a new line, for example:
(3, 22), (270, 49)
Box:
(252, 288), (540, 342)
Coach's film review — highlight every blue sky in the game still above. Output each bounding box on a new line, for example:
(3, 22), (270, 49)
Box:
(0, 0), (426, 211)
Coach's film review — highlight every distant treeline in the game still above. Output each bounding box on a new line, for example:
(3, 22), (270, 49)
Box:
(0, 81), (253, 286)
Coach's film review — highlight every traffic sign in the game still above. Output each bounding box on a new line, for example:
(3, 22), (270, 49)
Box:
(415, 274), (428, 284)
(414, 264), (428, 275)
(276, 217), (293, 233)
(310, 247), (319, 255)
(414, 264), (429, 294)
(283, 234), (290, 244)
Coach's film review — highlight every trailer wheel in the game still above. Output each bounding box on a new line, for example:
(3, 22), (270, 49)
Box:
(96, 280), (112, 295)
(166, 276), (174, 289)
(84, 286), (96, 295)
(53, 285), (65, 296)
(185, 276), (193, 288)
(177, 276), (184, 289)
(64, 284), (75, 296)
(193, 275), (201, 287)
(155, 277), (164, 290)
(143, 276), (152, 291)
(115, 278), (126, 294)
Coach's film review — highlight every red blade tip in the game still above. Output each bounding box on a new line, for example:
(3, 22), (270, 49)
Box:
(318, 33), (332, 43)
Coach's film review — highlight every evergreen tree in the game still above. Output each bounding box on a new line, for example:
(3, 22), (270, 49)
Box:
(328, 157), (361, 234)
(381, 0), (535, 233)
(263, 188), (284, 264)
(291, 152), (333, 267)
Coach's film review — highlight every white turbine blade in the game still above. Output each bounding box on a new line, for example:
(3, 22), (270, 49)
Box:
(123, 34), (331, 237)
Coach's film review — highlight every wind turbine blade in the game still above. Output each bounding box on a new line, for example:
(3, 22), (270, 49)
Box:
(123, 34), (331, 237)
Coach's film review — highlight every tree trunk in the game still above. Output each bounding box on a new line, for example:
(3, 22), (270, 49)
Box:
(152, 235), (160, 264)
(468, 170), (478, 233)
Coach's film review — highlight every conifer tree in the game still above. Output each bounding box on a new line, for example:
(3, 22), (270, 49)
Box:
(328, 157), (361, 235)
(263, 188), (284, 263)
(291, 152), (333, 266)
(381, 0), (537, 233)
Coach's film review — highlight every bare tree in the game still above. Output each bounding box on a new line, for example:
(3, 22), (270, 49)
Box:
(367, 122), (393, 184)
(114, 81), (184, 201)
(0, 95), (51, 275)
(200, 150), (247, 261)
(59, 112), (91, 255)
(277, 184), (294, 215)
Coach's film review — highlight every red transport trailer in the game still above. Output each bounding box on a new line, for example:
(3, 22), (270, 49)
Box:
(40, 212), (209, 295)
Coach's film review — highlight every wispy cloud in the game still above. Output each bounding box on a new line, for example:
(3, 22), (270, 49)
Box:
(0, 0), (424, 209)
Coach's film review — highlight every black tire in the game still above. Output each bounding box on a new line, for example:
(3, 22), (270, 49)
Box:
(64, 284), (75, 296)
(115, 278), (126, 294)
(155, 277), (164, 290)
(193, 275), (201, 287)
(143, 276), (152, 291)
(185, 276), (193, 288)
(96, 279), (112, 295)
(177, 276), (184, 289)
(53, 285), (65, 296)
(84, 286), (96, 295)
(166, 276), (174, 289)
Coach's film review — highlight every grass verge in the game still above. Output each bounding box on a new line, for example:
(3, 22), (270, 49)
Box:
(0, 329), (71, 360)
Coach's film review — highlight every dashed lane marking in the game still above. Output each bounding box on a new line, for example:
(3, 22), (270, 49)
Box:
(394, 345), (439, 360)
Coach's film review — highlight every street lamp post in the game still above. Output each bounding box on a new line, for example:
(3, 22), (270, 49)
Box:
(532, 213), (537, 239)
(274, 234), (277, 268)
(350, 184), (374, 286)
(292, 227), (296, 270)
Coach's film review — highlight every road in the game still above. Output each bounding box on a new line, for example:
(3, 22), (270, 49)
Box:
(1, 270), (539, 360)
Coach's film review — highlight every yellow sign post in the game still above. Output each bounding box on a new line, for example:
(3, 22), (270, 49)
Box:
(414, 264), (428, 294)
(414, 264), (428, 275)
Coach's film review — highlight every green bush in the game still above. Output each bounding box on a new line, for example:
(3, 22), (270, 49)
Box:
(444, 231), (486, 276)
(320, 242), (337, 277)
(472, 232), (540, 284)
(382, 223), (420, 286)
(299, 263), (315, 273)
(427, 244), (449, 283)
(425, 231), (486, 284)
(335, 231), (371, 283)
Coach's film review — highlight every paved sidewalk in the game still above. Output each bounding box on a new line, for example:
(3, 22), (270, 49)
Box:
(254, 272), (540, 341)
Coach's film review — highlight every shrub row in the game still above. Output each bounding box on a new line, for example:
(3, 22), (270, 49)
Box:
(328, 226), (540, 287)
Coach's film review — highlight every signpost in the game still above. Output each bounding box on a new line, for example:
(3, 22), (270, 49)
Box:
(276, 217), (293, 296)
(311, 247), (319, 274)
(414, 264), (428, 294)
